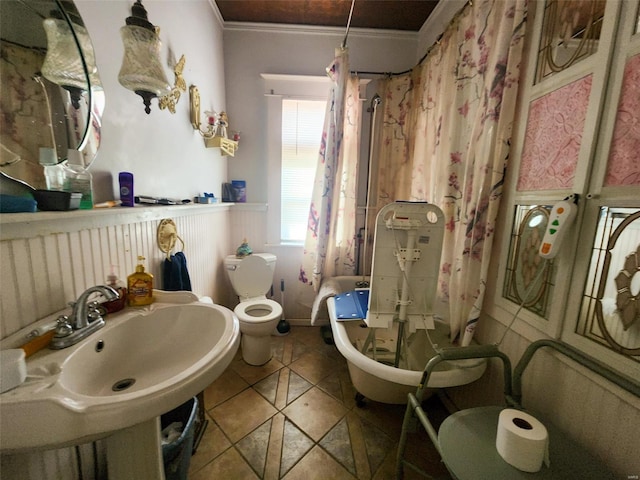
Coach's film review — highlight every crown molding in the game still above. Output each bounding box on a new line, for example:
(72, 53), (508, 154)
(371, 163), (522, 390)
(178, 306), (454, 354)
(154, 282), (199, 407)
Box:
(221, 21), (418, 41)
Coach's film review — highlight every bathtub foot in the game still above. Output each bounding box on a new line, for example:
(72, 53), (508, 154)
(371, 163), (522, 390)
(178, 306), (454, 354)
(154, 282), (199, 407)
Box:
(320, 325), (334, 345)
(355, 392), (366, 408)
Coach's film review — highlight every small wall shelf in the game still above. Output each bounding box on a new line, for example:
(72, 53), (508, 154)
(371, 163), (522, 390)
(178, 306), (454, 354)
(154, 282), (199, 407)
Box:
(204, 136), (238, 156)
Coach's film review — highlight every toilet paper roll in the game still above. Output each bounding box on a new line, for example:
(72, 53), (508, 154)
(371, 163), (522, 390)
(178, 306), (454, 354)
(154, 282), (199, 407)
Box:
(496, 408), (549, 473)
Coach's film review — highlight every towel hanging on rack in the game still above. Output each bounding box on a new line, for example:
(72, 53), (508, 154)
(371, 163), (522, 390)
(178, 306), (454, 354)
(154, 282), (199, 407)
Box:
(163, 251), (192, 291)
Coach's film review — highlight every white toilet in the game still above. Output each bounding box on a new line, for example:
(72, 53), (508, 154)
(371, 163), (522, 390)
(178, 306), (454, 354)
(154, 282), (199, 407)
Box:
(224, 253), (283, 365)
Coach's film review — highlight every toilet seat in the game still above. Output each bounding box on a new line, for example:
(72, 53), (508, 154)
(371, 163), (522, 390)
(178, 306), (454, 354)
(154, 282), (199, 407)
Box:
(234, 298), (282, 323)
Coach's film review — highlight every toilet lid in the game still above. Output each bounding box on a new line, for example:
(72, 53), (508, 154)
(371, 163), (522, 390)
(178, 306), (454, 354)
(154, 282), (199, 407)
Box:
(234, 255), (273, 298)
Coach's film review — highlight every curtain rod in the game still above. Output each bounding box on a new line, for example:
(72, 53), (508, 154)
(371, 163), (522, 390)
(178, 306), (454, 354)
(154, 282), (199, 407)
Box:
(350, 34), (440, 78)
(350, 0), (472, 78)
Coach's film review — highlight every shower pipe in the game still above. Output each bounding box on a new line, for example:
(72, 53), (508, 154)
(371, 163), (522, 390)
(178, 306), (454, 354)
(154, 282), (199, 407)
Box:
(356, 94), (381, 284)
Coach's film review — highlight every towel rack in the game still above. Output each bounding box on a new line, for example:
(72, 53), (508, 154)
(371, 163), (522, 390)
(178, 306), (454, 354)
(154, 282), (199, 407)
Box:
(157, 218), (185, 260)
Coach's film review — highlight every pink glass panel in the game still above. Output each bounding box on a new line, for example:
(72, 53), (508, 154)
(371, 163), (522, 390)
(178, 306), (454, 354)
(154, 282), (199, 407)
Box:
(604, 54), (640, 186)
(517, 75), (592, 191)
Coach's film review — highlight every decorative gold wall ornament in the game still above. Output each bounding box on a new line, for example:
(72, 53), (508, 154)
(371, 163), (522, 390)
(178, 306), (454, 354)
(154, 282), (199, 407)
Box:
(159, 54), (186, 114)
(189, 84), (238, 156)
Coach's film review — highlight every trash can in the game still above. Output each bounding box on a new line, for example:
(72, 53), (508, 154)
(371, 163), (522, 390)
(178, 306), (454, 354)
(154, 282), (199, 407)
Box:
(161, 396), (198, 480)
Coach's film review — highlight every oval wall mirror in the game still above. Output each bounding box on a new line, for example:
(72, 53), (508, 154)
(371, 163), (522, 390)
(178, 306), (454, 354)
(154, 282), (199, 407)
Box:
(0, 0), (104, 189)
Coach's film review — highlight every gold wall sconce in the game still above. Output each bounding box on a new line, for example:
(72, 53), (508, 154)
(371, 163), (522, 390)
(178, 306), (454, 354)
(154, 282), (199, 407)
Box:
(189, 85), (238, 156)
(118, 0), (170, 114)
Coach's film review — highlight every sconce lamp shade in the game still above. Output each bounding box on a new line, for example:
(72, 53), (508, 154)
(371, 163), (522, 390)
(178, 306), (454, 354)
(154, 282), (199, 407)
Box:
(118, 1), (171, 114)
(41, 17), (97, 109)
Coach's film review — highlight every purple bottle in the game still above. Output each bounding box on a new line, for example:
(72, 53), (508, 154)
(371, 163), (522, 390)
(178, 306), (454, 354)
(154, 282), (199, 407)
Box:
(119, 172), (134, 207)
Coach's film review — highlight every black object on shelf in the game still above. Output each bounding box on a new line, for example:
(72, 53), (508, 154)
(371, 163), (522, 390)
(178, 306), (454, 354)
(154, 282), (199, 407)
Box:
(33, 190), (81, 211)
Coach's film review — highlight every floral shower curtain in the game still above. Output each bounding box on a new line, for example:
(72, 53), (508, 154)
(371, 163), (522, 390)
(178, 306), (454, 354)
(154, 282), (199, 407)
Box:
(373, 0), (527, 344)
(299, 47), (362, 291)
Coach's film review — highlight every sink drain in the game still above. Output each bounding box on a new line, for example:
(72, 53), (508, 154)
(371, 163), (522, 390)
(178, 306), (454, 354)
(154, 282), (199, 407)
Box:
(112, 378), (136, 392)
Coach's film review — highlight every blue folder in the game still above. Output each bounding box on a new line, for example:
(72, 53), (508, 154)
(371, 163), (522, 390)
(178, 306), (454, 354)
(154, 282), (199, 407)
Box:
(333, 289), (369, 321)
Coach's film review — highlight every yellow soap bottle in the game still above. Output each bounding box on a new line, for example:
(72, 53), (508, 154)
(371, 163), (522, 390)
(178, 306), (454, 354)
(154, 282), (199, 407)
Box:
(127, 256), (154, 306)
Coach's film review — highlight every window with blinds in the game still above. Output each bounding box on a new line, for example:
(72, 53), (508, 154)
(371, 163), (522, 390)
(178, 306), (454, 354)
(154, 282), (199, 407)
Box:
(280, 99), (326, 243)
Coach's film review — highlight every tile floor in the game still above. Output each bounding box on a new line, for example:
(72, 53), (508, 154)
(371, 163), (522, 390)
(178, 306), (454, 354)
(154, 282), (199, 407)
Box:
(188, 326), (452, 480)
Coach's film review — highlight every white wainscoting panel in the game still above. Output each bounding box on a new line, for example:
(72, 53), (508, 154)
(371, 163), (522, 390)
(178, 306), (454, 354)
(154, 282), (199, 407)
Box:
(0, 204), (231, 480)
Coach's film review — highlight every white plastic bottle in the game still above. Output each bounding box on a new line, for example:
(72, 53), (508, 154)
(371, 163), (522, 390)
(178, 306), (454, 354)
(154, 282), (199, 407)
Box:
(39, 147), (64, 190)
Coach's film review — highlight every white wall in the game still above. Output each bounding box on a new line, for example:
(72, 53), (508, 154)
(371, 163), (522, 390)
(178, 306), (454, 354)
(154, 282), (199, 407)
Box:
(222, 25), (420, 317)
(75, 0), (228, 203)
(223, 25), (419, 203)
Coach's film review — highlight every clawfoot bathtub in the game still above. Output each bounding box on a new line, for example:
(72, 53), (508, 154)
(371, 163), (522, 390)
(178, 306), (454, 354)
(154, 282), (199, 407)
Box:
(325, 276), (487, 404)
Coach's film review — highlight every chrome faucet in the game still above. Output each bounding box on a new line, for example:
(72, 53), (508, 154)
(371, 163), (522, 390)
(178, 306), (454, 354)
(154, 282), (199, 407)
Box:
(50, 285), (118, 349)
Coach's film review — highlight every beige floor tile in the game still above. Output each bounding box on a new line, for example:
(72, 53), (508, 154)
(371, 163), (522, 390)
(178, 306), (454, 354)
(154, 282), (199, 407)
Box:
(189, 446), (260, 480)
(282, 445), (357, 480)
(189, 415), (232, 474)
(289, 349), (340, 385)
(353, 400), (408, 439)
(203, 368), (249, 409)
(211, 388), (277, 443)
(231, 355), (285, 385)
(193, 326), (453, 480)
(264, 413), (285, 480)
(282, 387), (348, 441)
(288, 326), (328, 350)
(274, 368), (290, 410)
(346, 410), (371, 479)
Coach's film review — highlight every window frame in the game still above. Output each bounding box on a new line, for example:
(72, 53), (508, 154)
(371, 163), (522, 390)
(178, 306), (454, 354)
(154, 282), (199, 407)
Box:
(262, 74), (330, 246)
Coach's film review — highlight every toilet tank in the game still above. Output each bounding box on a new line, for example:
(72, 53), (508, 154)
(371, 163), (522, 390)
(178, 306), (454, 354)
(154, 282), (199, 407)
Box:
(225, 253), (277, 300)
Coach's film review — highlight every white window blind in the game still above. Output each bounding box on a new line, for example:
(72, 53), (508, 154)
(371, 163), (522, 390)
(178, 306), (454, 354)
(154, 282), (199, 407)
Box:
(281, 99), (326, 243)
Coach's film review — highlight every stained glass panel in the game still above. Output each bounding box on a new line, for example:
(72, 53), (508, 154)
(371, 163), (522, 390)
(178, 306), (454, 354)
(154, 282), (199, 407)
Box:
(577, 207), (640, 357)
(604, 55), (640, 186)
(503, 205), (554, 317)
(536, 0), (606, 83)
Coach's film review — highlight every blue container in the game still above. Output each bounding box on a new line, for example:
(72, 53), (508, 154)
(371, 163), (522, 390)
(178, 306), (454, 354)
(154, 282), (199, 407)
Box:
(161, 396), (198, 480)
(231, 180), (246, 202)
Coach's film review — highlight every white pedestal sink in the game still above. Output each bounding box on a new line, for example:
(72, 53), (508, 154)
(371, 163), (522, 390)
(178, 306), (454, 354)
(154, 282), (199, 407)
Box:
(0, 292), (240, 478)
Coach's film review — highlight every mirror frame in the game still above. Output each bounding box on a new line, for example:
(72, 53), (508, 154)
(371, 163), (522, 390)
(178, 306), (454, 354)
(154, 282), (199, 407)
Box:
(0, 0), (104, 188)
